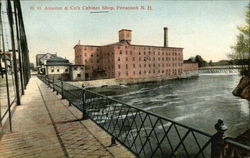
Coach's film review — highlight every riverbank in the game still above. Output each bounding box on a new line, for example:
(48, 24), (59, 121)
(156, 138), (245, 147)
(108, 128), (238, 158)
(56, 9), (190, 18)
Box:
(68, 72), (199, 88)
(233, 76), (250, 101)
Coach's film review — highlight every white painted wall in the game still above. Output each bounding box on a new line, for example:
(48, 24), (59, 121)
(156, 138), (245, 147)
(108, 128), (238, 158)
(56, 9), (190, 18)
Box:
(46, 66), (69, 75)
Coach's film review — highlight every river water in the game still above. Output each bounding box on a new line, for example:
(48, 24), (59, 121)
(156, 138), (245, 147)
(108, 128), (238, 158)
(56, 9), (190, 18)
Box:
(91, 73), (250, 138)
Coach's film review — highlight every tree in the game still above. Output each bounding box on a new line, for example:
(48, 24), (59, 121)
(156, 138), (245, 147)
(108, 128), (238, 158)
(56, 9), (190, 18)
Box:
(194, 55), (208, 67)
(209, 60), (213, 66)
(184, 57), (195, 63)
(228, 3), (250, 76)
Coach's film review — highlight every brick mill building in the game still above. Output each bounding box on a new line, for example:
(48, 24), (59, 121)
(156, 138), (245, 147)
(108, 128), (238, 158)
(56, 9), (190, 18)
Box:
(74, 28), (197, 81)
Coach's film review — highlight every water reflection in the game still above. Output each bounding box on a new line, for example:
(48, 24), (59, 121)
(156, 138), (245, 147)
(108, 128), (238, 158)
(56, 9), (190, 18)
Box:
(240, 101), (250, 116)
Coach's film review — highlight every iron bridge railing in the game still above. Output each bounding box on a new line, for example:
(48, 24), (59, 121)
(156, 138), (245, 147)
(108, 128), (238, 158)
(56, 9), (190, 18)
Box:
(38, 75), (250, 158)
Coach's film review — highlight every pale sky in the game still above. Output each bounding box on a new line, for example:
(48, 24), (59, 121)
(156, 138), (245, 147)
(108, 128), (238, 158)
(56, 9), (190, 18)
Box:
(19, 0), (249, 64)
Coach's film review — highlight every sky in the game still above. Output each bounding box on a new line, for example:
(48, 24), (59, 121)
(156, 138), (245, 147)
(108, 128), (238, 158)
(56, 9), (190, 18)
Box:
(18, 0), (249, 64)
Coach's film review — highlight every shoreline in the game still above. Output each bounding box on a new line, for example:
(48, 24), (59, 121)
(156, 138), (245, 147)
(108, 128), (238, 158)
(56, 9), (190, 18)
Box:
(68, 74), (199, 88)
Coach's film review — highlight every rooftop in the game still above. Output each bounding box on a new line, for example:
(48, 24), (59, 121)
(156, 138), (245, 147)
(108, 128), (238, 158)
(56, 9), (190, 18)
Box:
(74, 41), (183, 49)
(46, 56), (71, 66)
(74, 29), (183, 49)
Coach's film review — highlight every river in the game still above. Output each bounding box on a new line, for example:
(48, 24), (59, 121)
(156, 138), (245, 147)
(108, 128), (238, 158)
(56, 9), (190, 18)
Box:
(91, 73), (250, 138)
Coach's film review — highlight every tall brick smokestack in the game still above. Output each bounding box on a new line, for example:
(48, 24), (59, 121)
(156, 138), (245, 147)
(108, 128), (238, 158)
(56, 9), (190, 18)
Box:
(164, 27), (168, 47)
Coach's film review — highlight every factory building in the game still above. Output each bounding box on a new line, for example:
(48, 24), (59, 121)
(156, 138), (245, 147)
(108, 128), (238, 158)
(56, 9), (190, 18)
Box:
(74, 28), (197, 81)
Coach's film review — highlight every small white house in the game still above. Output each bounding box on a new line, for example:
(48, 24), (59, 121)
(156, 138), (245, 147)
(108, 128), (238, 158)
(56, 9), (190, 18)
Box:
(70, 65), (85, 81)
(45, 57), (85, 81)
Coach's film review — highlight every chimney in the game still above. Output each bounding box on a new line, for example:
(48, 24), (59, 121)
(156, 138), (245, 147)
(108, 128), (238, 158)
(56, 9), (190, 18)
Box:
(119, 29), (132, 44)
(164, 27), (168, 47)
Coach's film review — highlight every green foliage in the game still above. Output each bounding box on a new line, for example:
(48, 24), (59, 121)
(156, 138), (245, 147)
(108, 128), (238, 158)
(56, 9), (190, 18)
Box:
(194, 55), (208, 67)
(184, 57), (195, 63)
(184, 55), (208, 67)
(228, 3), (250, 76)
(209, 60), (213, 66)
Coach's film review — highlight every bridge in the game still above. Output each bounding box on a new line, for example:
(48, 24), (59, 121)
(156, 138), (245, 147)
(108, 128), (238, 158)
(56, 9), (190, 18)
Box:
(38, 76), (250, 158)
(0, 0), (249, 157)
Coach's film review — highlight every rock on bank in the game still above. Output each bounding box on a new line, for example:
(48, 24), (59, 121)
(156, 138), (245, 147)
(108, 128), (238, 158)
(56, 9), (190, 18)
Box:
(233, 76), (250, 101)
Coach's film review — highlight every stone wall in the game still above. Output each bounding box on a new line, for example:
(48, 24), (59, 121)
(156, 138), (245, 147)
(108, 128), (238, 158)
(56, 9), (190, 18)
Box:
(70, 76), (182, 88)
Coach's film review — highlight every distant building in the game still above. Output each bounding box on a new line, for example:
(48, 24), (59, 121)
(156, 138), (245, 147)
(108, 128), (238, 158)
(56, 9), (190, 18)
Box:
(74, 28), (198, 81)
(0, 53), (10, 78)
(182, 63), (198, 78)
(36, 53), (57, 67)
(36, 53), (57, 74)
(0, 52), (12, 76)
(29, 63), (35, 71)
(69, 65), (85, 81)
(45, 56), (85, 81)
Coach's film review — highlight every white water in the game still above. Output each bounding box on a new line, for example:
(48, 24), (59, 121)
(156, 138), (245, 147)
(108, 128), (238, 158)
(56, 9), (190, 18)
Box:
(98, 73), (249, 137)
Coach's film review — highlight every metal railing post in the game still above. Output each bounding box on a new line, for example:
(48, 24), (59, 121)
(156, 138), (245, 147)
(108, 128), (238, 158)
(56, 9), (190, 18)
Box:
(211, 119), (227, 158)
(109, 137), (117, 147)
(52, 76), (55, 92)
(61, 79), (64, 99)
(46, 77), (49, 85)
(81, 84), (88, 120)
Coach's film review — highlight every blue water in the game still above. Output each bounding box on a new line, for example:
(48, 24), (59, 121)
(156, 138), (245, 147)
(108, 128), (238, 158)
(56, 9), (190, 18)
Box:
(92, 73), (250, 137)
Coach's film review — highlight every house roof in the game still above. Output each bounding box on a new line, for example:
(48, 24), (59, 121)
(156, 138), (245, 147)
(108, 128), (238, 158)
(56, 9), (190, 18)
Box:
(119, 29), (132, 32)
(73, 41), (183, 50)
(73, 44), (100, 49)
(45, 57), (71, 66)
(36, 53), (57, 58)
(130, 44), (184, 49)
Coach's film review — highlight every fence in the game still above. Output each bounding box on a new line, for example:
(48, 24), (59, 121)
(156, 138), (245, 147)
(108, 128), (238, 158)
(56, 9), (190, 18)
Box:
(0, 0), (30, 132)
(39, 75), (250, 158)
